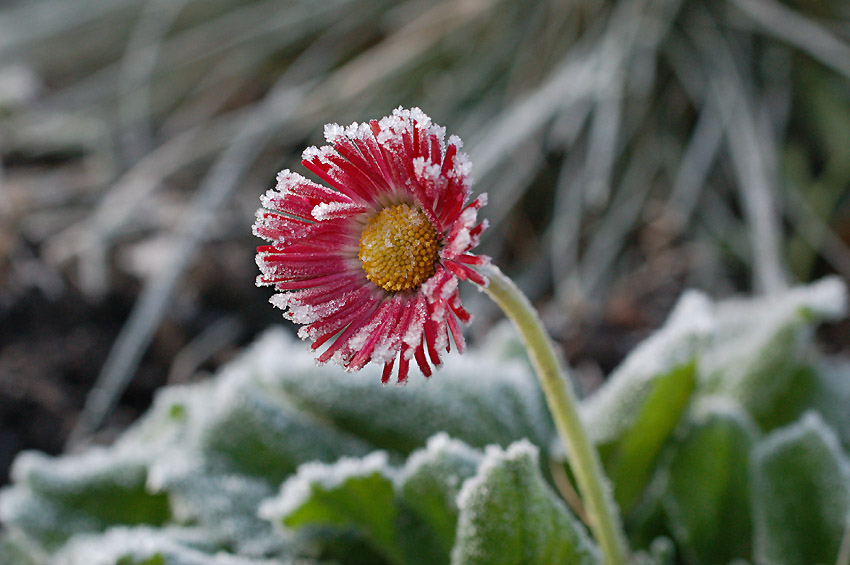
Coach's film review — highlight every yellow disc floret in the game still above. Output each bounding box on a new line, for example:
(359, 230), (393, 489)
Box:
(358, 204), (440, 292)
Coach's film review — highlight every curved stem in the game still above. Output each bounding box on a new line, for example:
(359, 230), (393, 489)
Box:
(479, 263), (628, 565)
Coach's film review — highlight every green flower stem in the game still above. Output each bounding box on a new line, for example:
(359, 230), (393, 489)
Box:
(479, 264), (628, 565)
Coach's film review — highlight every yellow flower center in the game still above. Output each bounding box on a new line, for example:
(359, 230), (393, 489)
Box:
(358, 204), (440, 292)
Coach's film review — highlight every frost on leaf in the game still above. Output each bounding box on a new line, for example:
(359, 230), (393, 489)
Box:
(580, 290), (710, 510)
(259, 452), (405, 563)
(452, 441), (600, 565)
(260, 434), (485, 565)
(396, 433), (482, 559)
(53, 526), (278, 565)
(661, 398), (758, 565)
(701, 276), (848, 431)
(269, 328), (554, 456)
(751, 412), (850, 565)
(581, 290), (712, 445)
(0, 448), (170, 550)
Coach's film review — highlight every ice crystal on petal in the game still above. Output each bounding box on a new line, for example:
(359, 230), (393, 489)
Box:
(268, 294), (289, 311)
(311, 201), (362, 221)
(323, 122), (345, 144)
(253, 107), (488, 382)
(450, 152), (473, 180)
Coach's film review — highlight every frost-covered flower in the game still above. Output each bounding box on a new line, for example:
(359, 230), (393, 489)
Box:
(254, 107), (489, 383)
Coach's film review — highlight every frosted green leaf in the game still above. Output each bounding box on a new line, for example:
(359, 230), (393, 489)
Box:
(157, 471), (285, 558)
(396, 433), (482, 561)
(751, 412), (850, 565)
(812, 359), (850, 451)
(581, 290), (708, 510)
(262, 328), (553, 455)
(53, 526), (282, 565)
(196, 384), (372, 484)
(701, 277), (847, 431)
(260, 452), (403, 563)
(662, 399), (758, 565)
(142, 331), (372, 484)
(0, 530), (45, 565)
(452, 441), (600, 565)
(0, 449), (169, 549)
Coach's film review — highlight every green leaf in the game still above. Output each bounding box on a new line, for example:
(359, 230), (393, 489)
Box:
(452, 441), (600, 565)
(663, 399), (758, 565)
(701, 277), (846, 431)
(396, 434), (482, 561)
(264, 329), (554, 456)
(0, 450), (170, 549)
(260, 452), (403, 564)
(158, 471), (285, 557)
(812, 359), (850, 452)
(582, 291), (707, 511)
(196, 384), (371, 484)
(751, 412), (850, 565)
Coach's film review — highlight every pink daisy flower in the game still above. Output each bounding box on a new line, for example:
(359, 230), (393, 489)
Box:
(253, 107), (489, 383)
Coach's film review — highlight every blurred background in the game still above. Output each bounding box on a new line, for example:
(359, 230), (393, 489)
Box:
(1, 0), (849, 486)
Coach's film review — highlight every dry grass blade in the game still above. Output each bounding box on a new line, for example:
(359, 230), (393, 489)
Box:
(66, 80), (307, 448)
(691, 10), (789, 294)
(117, 0), (191, 164)
(731, 0), (850, 82)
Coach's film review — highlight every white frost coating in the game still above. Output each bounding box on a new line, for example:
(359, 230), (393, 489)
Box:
(259, 188), (281, 210)
(281, 298), (334, 325)
(413, 157), (441, 182)
(581, 290), (714, 443)
(376, 111), (405, 144)
(398, 432), (481, 485)
(456, 440), (539, 511)
(301, 146), (321, 160)
(450, 152), (473, 179)
(370, 331), (402, 365)
(346, 121), (373, 141)
(323, 122), (345, 144)
(714, 275), (846, 327)
(787, 275), (847, 319)
(447, 134), (463, 148)
(443, 229), (471, 258)
(268, 293), (290, 311)
(311, 201), (360, 221)
(54, 526), (275, 565)
(702, 276), (848, 389)
(409, 107), (432, 128)
(439, 276), (459, 301)
(426, 124), (447, 153)
(346, 317), (383, 352)
(392, 106), (411, 121)
(274, 169), (308, 194)
(756, 411), (850, 475)
(302, 145), (335, 162)
(274, 168), (293, 185)
(401, 301), (427, 348)
(689, 395), (760, 437)
(9, 446), (148, 491)
(258, 451), (392, 523)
